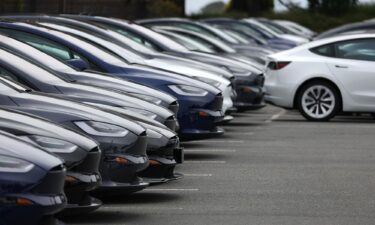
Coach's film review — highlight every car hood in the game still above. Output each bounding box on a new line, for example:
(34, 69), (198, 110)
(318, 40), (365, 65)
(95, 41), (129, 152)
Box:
(64, 71), (176, 104)
(0, 131), (63, 171)
(0, 107), (97, 151)
(146, 52), (234, 78)
(145, 58), (231, 88)
(4, 91), (146, 135)
(116, 64), (221, 95)
(52, 82), (174, 120)
(171, 51), (263, 76)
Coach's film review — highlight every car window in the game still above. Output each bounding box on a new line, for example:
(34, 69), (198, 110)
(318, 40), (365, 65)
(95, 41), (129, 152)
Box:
(0, 28), (73, 61)
(335, 39), (375, 61)
(310, 44), (334, 57)
(97, 23), (162, 51)
(0, 65), (22, 83)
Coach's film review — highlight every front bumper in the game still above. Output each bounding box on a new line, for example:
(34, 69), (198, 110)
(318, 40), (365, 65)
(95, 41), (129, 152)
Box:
(139, 136), (184, 184)
(1, 167), (66, 225)
(179, 109), (224, 140)
(61, 148), (102, 215)
(95, 135), (149, 194)
(232, 75), (266, 111)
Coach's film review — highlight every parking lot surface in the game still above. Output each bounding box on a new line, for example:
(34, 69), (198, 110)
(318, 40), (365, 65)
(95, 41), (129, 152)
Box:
(65, 105), (375, 225)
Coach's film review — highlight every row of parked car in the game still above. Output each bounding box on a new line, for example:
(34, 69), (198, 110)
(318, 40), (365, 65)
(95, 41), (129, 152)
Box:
(0, 16), (313, 225)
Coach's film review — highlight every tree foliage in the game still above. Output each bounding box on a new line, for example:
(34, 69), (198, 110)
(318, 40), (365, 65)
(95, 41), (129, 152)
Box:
(308, 0), (358, 14)
(228, 0), (274, 15)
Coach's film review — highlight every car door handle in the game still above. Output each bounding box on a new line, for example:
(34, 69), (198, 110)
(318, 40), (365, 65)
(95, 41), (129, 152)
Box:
(335, 65), (349, 69)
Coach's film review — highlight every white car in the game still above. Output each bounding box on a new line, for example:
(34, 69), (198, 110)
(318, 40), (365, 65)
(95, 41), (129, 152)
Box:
(265, 33), (375, 121)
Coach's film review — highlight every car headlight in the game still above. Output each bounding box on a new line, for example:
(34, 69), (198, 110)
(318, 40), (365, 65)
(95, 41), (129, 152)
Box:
(75, 121), (129, 137)
(0, 155), (34, 173)
(129, 93), (163, 105)
(124, 108), (158, 120)
(169, 85), (208, 96)
(193, 77), (221, 87)
(20, 136), (78, 154)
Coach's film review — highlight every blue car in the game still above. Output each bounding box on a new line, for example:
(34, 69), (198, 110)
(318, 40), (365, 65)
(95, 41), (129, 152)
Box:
(0, 131), (66, 225)
(0, 21), (224, 139)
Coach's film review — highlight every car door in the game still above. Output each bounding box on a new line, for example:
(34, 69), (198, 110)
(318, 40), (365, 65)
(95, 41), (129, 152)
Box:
(325, 38), (375, 111)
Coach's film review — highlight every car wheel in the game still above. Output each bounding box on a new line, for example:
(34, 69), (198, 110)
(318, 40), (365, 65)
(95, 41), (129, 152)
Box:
(296, 81), (341, 121)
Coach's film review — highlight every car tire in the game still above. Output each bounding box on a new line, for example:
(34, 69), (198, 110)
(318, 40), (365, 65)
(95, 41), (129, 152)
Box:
(296, 81), (341, 121)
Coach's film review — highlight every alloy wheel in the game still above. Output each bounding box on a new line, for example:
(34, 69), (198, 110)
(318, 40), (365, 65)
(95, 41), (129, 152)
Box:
(301, 85), (336, 119)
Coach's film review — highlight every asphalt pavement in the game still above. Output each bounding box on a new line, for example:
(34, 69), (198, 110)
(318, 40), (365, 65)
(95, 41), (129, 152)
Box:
(65, 105), (375, 225)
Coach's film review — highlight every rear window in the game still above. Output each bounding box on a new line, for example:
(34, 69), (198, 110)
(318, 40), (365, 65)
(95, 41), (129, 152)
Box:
(310, 44), (334, 57)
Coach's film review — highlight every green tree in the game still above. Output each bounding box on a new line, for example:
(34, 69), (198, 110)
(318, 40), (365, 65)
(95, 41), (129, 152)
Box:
(228, 0), (274, 15)
(308, 0), (358, 15)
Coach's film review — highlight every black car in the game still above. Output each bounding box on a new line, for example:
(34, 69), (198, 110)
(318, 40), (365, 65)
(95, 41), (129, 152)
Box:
(0, 42), (183, 183)
(0, 20), (226, 139)
(0, 131), (66, 225)
(0, 77), (149, 194)
(0, 32), (179, 115)
(0, 107), (101, 215)
(65, 16), (266, 111)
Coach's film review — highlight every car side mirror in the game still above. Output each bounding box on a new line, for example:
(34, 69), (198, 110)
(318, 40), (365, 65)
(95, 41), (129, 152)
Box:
(66, 58), (89, 71)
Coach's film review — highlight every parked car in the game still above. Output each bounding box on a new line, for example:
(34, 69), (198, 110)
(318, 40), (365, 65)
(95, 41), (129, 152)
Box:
(257, 18), (314, 40)
(0, 77), (149, 194)
(202, 18), (297, 50)
(136, 17), (272, 59)
(273, 20), (316, 39)
(1, 15), (234, 117)
(34, 21), (234, 118)
(65, 16), (266, 111)
(315, 20), (375, 40)
(0, 32), (179, 115)
(265, 33), (375, 121)
(0, 131), (66, 225)
(0, 43), (178, 131)
(243, 18), (309, 45)
(0, 108), (101, 215)
(152, 26), (268, 66)
(0, 22), (225, 139)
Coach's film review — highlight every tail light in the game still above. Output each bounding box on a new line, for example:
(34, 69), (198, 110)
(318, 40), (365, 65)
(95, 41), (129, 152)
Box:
(268, 61), (291, 70)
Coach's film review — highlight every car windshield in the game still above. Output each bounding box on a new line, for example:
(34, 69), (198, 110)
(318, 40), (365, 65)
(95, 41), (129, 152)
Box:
(0, 35), (76, 73)
(0, 48), (64, 83)
(39, 22), (145, 64)
(101, 21), (189, 52)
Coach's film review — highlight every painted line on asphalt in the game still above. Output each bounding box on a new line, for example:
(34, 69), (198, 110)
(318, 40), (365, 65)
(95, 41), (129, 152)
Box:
(265, 109), (287, 123)
(184, 160), (227, 164)
(228, 132), (254, 136)
(184, 173), (213, 177)
(144, 188), (199, 192)
(190, 140), (244, 143)
(103, 206), (184, 210)
(184, 149), (237, 153)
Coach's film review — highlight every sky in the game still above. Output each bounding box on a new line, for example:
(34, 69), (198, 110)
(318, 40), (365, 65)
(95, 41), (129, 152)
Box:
(185, 0), (375, 15)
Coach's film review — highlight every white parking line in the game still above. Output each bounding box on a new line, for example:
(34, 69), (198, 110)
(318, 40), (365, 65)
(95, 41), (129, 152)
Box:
(265, 109), (287, 123)
(184, 149), (236, 153)
(184, 173), (213, 177)
(184, 160), (227, 164)
(103, 206), (184, 210)
(144, 188), (199, 192)
(228, 132), (254, 136)
(190, 140), (244, 143)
